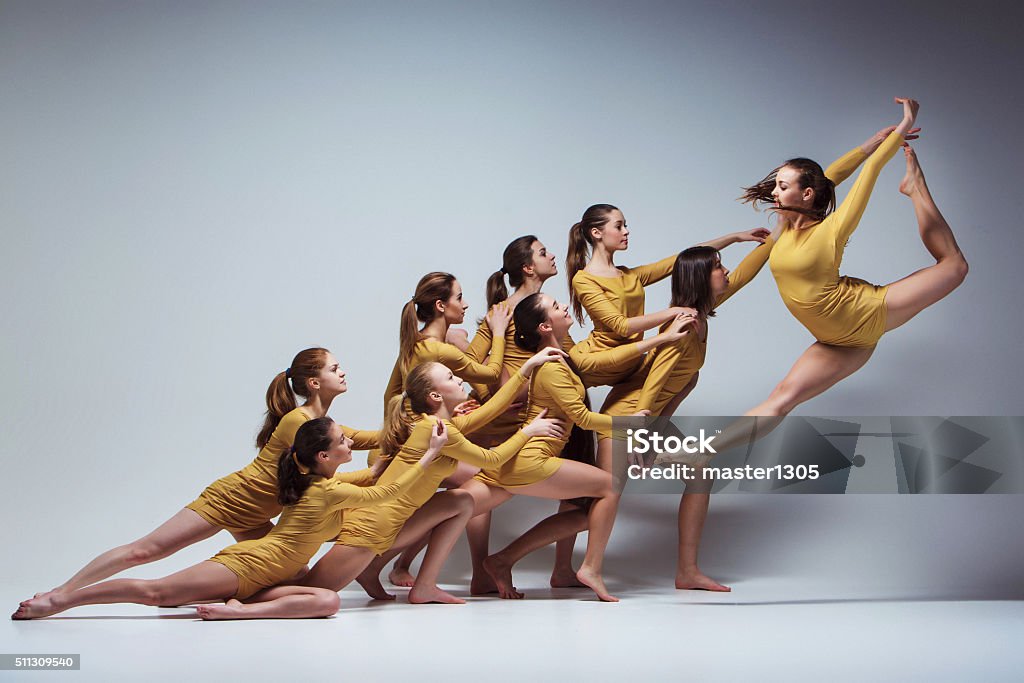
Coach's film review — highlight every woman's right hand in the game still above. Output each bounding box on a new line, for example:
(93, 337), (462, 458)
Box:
(521, 347), (568, 375)
(894, 97), (920, 135)
(486, 301), (513, 337)
(419, 418), (449, 467)
(523, 408), (567, 440)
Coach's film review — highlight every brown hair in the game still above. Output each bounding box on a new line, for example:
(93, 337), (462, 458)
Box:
(670, 246), (720, 318)
(379, 362), (440, 460)
(566, 204), (618, 323)
(399, 272), (457, 373)
(486, 235), (538, 309)
(277, 417), (334, 505)
(740, 158), (836, 221)
(257, 347), (329, 450)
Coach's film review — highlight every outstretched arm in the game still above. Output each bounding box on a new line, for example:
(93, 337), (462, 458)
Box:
(698, 228), (771, 251)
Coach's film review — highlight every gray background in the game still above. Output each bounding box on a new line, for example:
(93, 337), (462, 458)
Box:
(2, 0), (1022, 605)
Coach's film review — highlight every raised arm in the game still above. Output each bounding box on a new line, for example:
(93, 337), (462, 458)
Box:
(325, 462), (426, 508)
(630, 254), (678, 286)
(715, 237), (775, 307)
(698, 228), (770, 251)
(340, 425), (379, 451)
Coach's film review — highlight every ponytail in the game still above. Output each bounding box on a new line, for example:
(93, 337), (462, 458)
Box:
(400, 272), (457, 373)
(257, 347), (329, 449)
(379, 362), (442, 466)
(566, 205), (617, 324)
(485, 270), (509, 310)
(277, 416), (334, 505)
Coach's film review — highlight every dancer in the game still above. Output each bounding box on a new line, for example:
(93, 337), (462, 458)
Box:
(742, 98), (966, 416)
(461, 293), (669, 602)
(37, 348), (378, 598)
(566, 203), (767, 388)
(13, 417), (443, 620)
(479, 238), (775, 596)
(381, 271), (511, 417)
(299, 349), (566, 604)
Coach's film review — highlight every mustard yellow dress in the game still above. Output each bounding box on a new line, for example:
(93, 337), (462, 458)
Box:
(186, 407), (379, 534)
(336, 373), (531, 554)
(475, 360), (613, 488)
(569, 255), (677, 386)
(598, 240), (775, 436)
(463, 314), (641, 442)
(209, 465), (424, 599)
(768, 131), (902, 348)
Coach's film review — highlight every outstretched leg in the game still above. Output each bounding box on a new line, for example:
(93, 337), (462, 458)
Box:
(884, 145), (968, 331)
(745, 342), (875, 417)
(44, 509), (223, 596)
(14, 561), (238, 620)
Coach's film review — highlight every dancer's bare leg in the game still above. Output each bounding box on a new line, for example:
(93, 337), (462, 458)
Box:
(44, 509), (224, 596)
(461, 479), (514, 594)
(14, 561), (238, 620)
(884, 145), (968, 331)
(512, 461), (620, 602)
(402, 491), (475, 605)
(550, 501), (585, 588)
(745, 343), (875, 417)
(300, 545), (376, 593)
(675, 468), (728, 591)
(388, 462), (481, 587)
(485, 504), (588, 599)
(196, 585), (340, 620)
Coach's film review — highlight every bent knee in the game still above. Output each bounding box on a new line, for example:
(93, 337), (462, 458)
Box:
(447, 489), (476, 514)
(314, 590), (341, 617)
(126, 543), (161, 565)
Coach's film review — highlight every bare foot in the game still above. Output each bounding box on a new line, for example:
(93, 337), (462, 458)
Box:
(196, 599), (246, 620)
(550, 567), (586, 589)
(575, 566), (618, 603)
(898, 145), (926, 197)
(469, 572), (498, 596)
(387, 566), (416, 588)
(356, 573), (396, 601)
(482, 554), (523, 599)
(408, 585), (465, 604)
(11, 594), (65, 620)
(675, 571), (731, 592)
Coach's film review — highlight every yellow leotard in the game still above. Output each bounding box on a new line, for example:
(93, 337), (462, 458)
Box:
(475, 360), (612, 489)
(769, 131), (902, 348)
(336, 372), (530, 554)
(209, 465), (424, 599)
(598, 240), (775, 435)
(464, 314), (642, 442)
(186, 408), (379, 534)
(569, 255), (676, 386)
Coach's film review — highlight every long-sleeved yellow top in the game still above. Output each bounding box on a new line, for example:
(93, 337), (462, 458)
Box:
(186, 408), (379, 533)
(337, 371), (531, 553)
(569, 255), (676, 385)
(381, 335), (506, 416)
(209, 464), (424, 598)
(601, 239), (775, 425)
(768, 131), (902, 347)
(476, 360), (610, 488)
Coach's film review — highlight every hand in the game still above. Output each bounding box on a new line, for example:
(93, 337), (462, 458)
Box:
(895, 97), (920, 132)
(420, 418), (449, 466)
(453, 399), (480, 416)
(369, 455), (389, 479)
(668, 306), (699, 319)
(862, 124), (920, 154)
(660, 314), (696, 343)
(522, 346), (568, 374)
(523, 408), (567, 440)
(486, 301), (512, 337)
(445, 327), (469, 347)
(632, 409), (652, 417)
(734, 228), (770, 244)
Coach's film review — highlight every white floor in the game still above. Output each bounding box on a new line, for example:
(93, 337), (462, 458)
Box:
(5, 496), (1023, 681)
(5, 575), (1023, 682)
